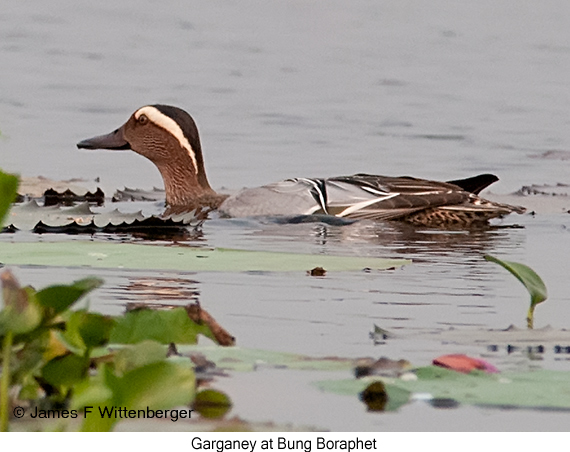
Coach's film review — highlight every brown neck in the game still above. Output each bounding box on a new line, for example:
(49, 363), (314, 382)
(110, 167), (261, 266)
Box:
(154, 151), (228, 210)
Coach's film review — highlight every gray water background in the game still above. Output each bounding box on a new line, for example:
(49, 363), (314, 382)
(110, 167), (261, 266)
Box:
(2, 1), (570, 431)
(3, 1), (570, 194)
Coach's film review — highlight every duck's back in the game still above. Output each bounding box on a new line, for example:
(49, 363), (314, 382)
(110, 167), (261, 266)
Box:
(219, 174), (474, 220)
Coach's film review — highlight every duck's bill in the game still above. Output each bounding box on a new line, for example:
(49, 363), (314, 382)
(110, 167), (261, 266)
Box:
(77, 128), (130, 150)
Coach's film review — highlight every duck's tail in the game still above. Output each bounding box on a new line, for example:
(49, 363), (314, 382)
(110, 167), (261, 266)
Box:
(446, 173), (499, 195)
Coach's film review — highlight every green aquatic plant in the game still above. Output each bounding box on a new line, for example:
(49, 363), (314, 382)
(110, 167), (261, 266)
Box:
(0, 169), (19, 228)
(484, 254), (548, 329)
(0, 271), (225, 431)
(0, 271), (104, 431)
(0, 170), (19, 432)
(72, 340), (195, 432)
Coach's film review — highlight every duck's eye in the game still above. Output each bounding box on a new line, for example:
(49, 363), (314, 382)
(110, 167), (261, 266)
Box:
(138, 114), (148, 125)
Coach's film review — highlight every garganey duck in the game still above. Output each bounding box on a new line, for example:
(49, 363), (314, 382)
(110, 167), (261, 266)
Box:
(77, 105), (525, 226)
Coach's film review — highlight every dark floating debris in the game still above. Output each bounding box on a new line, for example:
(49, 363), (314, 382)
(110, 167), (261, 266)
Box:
(488, 344), (550, 354)
(189, 352), (229, 383)
(369, 324), (395, 344)
(185, 303), (236, 347)
(166, 343), (181, 357)
(507, 344), (518, 354)
(429, 398), (460, 409)
(515, 183), (570, 197)
(307, 266), (326, 277)
(354, 357), (410, 378)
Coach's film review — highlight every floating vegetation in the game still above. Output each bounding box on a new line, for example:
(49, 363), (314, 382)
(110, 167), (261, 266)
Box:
(43, 187), (105, 206)
(315, 365), (570, 411)
(0, 241), (410, 273)
(0, 270), (229, 432)
(0, 170), (19, 228)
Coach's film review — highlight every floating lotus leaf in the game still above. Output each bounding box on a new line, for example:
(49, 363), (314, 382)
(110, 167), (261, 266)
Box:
(174, 345), (356, 372)
(316, 366), (570, 410)
(0, 241), (410, 272)
(6, 201), (200, 233)
(17, 176), (101, 199)
(112, 187), (166, 202)
(43, 187), (105, 206)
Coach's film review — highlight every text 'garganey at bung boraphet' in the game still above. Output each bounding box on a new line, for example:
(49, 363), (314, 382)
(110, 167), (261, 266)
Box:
(77, 104), (525, 227)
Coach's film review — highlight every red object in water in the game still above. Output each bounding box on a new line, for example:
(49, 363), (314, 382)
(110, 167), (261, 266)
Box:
(433, 354), (499, 374)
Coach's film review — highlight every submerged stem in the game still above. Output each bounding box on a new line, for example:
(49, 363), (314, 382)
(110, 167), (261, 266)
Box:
(527, 306), (534, 330)
(1, 331), (13, 432)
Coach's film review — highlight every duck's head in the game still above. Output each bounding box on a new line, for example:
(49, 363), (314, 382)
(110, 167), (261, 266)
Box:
(77, 105), (216, 208)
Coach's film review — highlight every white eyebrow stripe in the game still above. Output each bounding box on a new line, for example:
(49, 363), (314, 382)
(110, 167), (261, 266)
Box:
(135, 106), (198, 174)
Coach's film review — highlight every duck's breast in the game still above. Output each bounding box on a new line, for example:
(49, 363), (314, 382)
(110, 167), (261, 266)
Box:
(218, 178), (323, 217)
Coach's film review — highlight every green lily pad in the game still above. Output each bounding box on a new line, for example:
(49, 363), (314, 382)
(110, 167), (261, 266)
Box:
(314, 378), (411, 411)
(175, 345), (356, 372)
(0, 241), (409, 272)
(316, 366), (570, 410)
